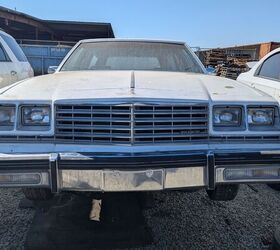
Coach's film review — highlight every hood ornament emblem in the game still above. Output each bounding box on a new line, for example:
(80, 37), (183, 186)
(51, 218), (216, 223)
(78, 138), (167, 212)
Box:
(130, 71), (135, 94)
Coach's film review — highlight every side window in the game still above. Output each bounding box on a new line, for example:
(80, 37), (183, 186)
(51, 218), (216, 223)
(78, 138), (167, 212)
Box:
(0, 45), (8, 62)
(258, 52), (280, 81)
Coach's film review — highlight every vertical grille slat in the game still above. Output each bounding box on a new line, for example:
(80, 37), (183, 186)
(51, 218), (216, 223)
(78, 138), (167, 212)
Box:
(55, 103), (209, 144)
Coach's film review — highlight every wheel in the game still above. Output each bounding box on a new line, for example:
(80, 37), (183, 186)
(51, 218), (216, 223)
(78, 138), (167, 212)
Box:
(22, 188), (54, 201)
(268, 183), (280, 191)
(206, 184), (239, 201)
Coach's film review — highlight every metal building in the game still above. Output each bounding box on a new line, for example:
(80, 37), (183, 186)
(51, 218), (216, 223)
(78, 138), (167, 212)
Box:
(0, 6), (114, 42)
(0, 6), (115, 75)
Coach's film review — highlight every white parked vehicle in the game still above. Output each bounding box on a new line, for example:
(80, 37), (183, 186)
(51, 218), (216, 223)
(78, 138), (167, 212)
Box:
(238, 47), (280, 191)
(0, 30), (33, 88)
(238, 48), (280, 101)
(0, 39), (280, 202)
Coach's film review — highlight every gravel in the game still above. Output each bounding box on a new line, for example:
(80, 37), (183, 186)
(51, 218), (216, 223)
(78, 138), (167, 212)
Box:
(0, 185), (279, 249)
(0, 189), (34, 250)
(143, 185), (280, 250)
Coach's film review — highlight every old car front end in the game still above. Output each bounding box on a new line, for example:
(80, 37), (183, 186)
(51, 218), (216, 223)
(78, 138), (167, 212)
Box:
(0, 39), (279, 201)
(0, 98), (280, 196)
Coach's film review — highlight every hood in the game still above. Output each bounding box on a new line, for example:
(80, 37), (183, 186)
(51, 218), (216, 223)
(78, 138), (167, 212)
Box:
(0, 71), (274, 103)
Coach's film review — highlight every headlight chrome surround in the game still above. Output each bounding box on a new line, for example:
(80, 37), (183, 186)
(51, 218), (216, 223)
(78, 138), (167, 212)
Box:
(213, 106), (243, 127)
(247, 107), (275, 126)
(21, 105), (51, 127)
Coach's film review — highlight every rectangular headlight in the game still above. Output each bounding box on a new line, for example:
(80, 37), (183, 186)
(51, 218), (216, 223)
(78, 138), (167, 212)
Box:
(213, 106), (242, 127)
(247, 108), (274, 126)
(21, 106), (50, 126)
(0, 105), (15, 128)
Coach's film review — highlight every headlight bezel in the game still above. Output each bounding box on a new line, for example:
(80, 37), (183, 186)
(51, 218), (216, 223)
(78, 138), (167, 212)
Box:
(213, 106), (244, 130)
(247, 106), (279, 131)
(19, 105), (51, 129)
(247, 107), (275, 127)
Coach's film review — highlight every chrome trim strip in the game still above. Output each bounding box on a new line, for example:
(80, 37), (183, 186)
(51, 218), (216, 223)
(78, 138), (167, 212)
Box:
(0, 153), (50, 161)
(261, 150), (280, 155)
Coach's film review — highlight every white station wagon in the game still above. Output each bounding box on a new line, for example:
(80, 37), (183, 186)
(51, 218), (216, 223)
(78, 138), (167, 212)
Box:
(0, 39), (280, 201)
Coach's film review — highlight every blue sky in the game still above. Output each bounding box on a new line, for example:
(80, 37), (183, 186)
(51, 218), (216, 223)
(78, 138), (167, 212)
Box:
(0, 0), (279, 48)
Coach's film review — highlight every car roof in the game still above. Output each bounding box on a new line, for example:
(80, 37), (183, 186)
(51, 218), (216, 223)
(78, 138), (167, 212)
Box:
(0, 29), (13, 38)
(269, 47), (280, 54)
(80, 38), (186, 45)
(258, 47), (280, 64)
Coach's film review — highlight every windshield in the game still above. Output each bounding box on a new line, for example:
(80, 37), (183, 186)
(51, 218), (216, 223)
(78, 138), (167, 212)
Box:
(60, 41), (204, 73)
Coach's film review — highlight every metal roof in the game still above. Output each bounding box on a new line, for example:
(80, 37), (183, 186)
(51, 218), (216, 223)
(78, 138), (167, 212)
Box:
(0, 6), (114, 42)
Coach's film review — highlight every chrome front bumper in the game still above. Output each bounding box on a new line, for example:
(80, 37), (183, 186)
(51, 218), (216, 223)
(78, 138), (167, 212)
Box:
(0, 151), (280, 192)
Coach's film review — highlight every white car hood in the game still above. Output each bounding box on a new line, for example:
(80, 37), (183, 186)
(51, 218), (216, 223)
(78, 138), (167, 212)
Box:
(0, 71), (274, 103)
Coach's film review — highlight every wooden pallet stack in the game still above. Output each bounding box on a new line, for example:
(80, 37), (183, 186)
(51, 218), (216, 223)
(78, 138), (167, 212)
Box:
(227, 53), (251, 66)
(204, 48), (254, 79)
(218, 66), (247, 80)
(217, 53), (250, 79)
(205, 49), (227, 66)
(207, 51), (251, 79)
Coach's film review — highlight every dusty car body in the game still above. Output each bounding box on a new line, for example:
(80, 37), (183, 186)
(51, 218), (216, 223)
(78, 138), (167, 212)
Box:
(238, 48), (280, 191)
(0, 30), (34, 88)
(0, 39), (280, 201)
(238, 48), (280, 101)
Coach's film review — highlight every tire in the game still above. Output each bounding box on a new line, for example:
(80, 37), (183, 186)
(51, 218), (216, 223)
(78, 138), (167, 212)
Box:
(138, 192), (156, 209)
(22, 188), (54, 201)
(273, 227), (280, 250)
(206, 184), (239, 201)
(268, 183), (280, 191)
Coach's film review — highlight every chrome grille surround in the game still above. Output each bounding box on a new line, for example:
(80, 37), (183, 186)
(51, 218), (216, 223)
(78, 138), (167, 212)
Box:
(55, 103), (209, 144)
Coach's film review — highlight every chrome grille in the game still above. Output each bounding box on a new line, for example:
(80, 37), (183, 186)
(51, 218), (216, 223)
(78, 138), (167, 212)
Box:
(55, 104), (132, 144)
(55, 103), (209, 144)
(133, 105), (208, 143)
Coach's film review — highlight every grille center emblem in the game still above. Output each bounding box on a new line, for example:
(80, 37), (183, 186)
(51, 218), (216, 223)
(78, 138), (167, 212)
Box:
(146, 170), (154, 178)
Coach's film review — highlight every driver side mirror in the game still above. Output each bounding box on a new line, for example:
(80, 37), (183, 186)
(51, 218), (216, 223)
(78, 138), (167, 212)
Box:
(47, 66), (58, 74)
